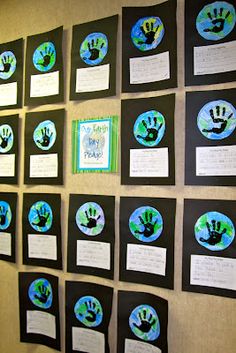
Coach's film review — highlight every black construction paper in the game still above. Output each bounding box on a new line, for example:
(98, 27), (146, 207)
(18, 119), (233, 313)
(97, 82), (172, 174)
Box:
(66, 281), (113, 353)
(70, 15), (118, 100)
(24, 109), (64, 185)
(122, 0), (177, 93)
(67, 194), (115, 280)
(185, 88), (236, 186)
(121, 94), (175, 185)
(25, 26), (64, 106)
(117, 290), (168, 353)
(183, 199), (236, 298)
(0, 38), (23, 109)
(185, 0), (236, 86)
(22, 193), (62, 270)
(119, 196), (176, 289)
(0, 192), (17, 263)
(18, 272), (60, 351)
(0, 114), (19, 184)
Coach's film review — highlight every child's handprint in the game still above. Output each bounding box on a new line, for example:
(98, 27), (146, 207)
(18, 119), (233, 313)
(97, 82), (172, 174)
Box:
(36, 46), (55, 69)
(135, 211), (158, 238)
(137, 116), (163, 143)
(87, 38), (104, 61)
(138, 21), (159, 45)
(82, 301), (100, 323)
(0, 206), (8, 226)
(0, 55), (13, 73)
(36, 127), (53, 148)
(204, 7), (230, 33)
(133, 308), (156, 333)
(200, 220), (226, 246)
(80, 207), (101, 229)
(32, 206), (50, 228)
(202, 105), (233, 135)
(34, 284), (51, 304)
(0, 128), (12, 149)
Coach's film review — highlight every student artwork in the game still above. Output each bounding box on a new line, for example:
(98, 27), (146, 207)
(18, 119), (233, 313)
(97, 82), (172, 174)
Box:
(72, 115), (118, 173)
(22, 193), (62, 270)
(66, 281), (113, 353)
(0, 115), (19, 184)
(0, 38), (23, 109)
(25, 26), (64, 105)
(120, 197), (176, 289)
(185, 88), (236, 186)
(19, 272), (60, 350)
(183, 199), (236, 298)
(24, 109), (64, 185)
(70, 15), (118, 100)
(67, 194), (115, 280)
(0, 193), (17, 263)
(185, 0), (236, 86)
(118, 291), (168, 353)
(122, 1), (177, 92)
(121, 95), (175, 185)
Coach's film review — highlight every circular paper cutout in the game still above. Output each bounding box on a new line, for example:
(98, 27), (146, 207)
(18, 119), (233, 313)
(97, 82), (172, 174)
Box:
(129, 304), (160, 341)
(0, 51), (16, 80)
(80, 32), (108, 66)
(33, 120), (57, 150)
(74, 295), (103, 328)
(33, 41), (56, 72)
(28, 201), (53, 232)
(0, 201), (12, 230)
(76, 202), (105, 236)
(0, 124), (14, 153)
(28, 278), (53, 309)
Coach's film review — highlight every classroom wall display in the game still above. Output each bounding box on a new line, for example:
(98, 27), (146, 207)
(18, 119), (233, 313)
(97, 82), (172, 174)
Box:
(185, 0), (236, 86)
(119, 196), (176, 289)
(185, 88), (236, 186)
(72, 115), (118, 173)
(70, 15), (118, 100)
(0, 38), (23, 109)
(122, 0), (177, 93)
(183, 199), (236, 299)
(0, 114), (19, 184)
(121, 94), (175, 185)
(24, 26), (64, 106)
(24, 109), (64, 185)
(0, 192), (17, 263)
(67, 194), (115, 279)
(18, 272), (60, 351)
(66, 281), (113, 353)
(22, 193), (62, 270)
(118, 290), (168, 353)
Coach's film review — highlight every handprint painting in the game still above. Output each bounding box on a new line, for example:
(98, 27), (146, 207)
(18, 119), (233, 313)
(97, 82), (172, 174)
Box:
(131, 16), (164, 51)
(133, 110), (165, 147)
(76, 201), (105, 236)
(33, 120), (57, 150)
(80, 32), (108, 66)
(129, 206), (163, 243)
(0, 201), (12, 230)
(197, 100), (236, 140)
(28, 201), (53, 232)
(28, 278), (53, 309)
(196, 1), (236, 41)
(194, 211), (235, 251)
(0, 51), (16, 80)
(33, 42), (56, 72)
(0, 124), (14, 153)
(74, 295), (103, 328)
(129, 304), (160, 341)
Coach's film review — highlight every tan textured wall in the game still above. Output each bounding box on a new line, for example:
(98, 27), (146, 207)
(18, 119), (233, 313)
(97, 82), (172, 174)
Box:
(0, 0), (236, 352)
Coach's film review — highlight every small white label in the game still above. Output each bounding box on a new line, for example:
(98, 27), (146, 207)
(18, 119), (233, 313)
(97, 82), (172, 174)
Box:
(30, 71), (59, 97)
(125, 339), (161, 353)
(130, 51), (170, 84)
(130, 148), (169, 177)
(76, 64), (110, 92)
(0, 154), (15, 177)
(30, 154), (58, 178)
(77, 240), (110, 270)
(0, 232), (11, 256)
(194, 40), (236, 75)
(27, 310), (56, 339)
(0, 82), (17, 106)
(28, 234), (57, 260)
(72, 327), (105, 353)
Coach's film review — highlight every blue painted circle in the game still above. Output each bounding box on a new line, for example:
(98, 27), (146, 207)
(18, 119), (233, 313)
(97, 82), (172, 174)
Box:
(197, 100), (236, 140)
(129, 206), (163, 243)
(33, 41), (56, 72)
(0, 124), (14, 153)
(28, 201), (53, 232)
(196, 1), (236, 41)
(129, 304), (160, 341)
(28, 278), (53, 309)
(133, 110), (165, 147)
(0, 201), (12, 230)
(195, 211), (235, 251)
(80, 32), (108, 66)
(131, 16), (165, 51)
(76, 201), (105, 236)
(33, 120), (57, 151)
(74, 295), (103, 327)
(0, 51), (16, 80)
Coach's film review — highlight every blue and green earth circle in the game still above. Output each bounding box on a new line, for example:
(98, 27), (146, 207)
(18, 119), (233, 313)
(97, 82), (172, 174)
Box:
(76, 201), (105, 236)
(129, 304), (160, 341)
(0, 201), (12, 230)
(28, 278), (53, 309)
(74, 295), (103, 328)
(80, 32), (108, 66)
(33, 120), (57, 151)
(28, 200), (53, 232)
(0, 51), (17, 80)
(33, 41), (56, 72)
(0, 124), (14, 153)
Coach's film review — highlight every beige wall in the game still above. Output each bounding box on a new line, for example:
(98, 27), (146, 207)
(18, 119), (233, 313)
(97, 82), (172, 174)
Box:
(0, 0), (236, 352)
